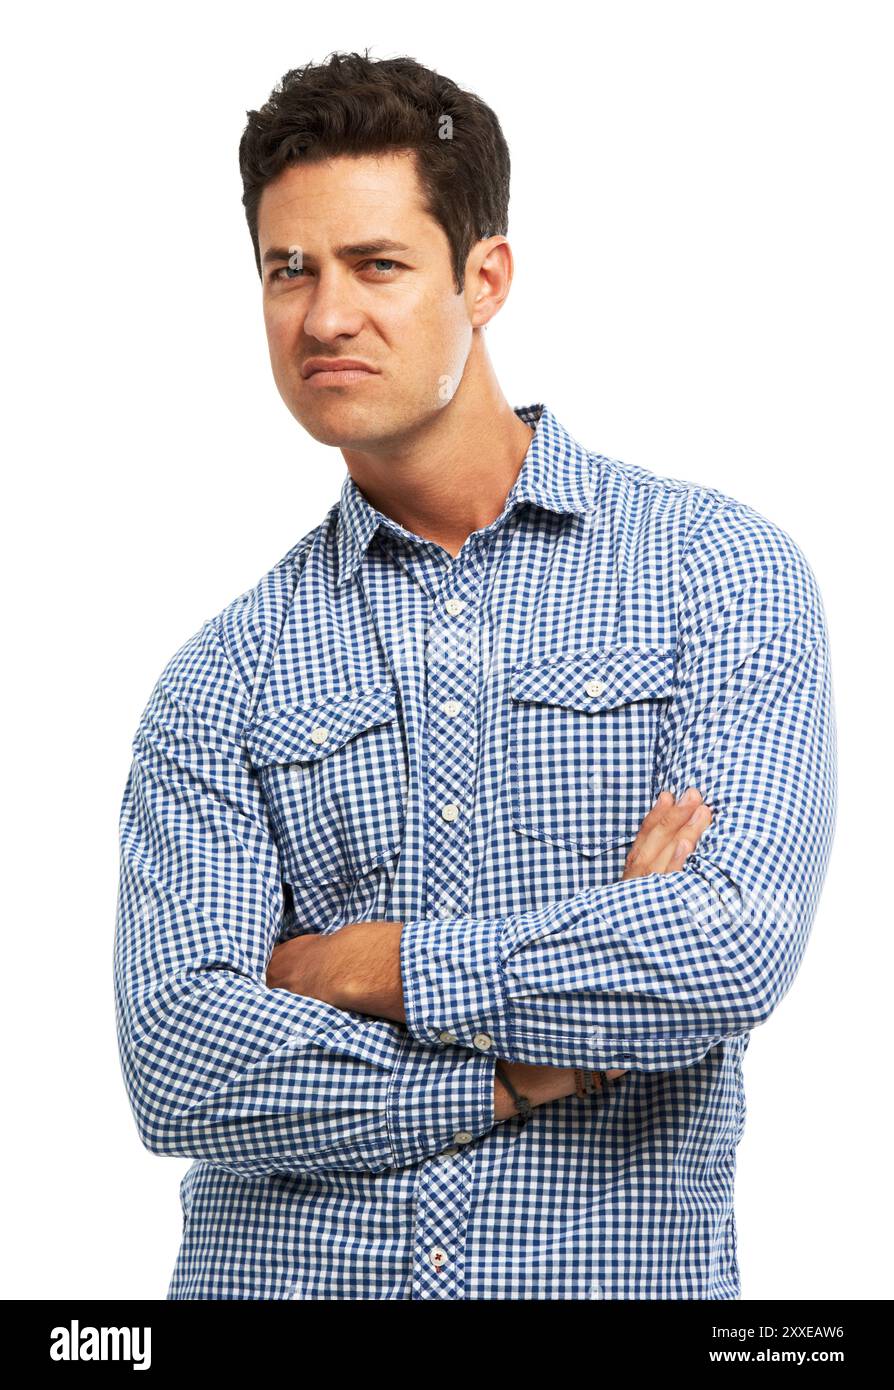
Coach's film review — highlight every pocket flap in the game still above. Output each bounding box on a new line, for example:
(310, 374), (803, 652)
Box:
(509, 646), (676, 712)
(244, 684), (399, 768)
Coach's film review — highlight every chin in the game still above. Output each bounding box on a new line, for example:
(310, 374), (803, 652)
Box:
(291, 395), (413, 450)
(293, 407), (377, 449)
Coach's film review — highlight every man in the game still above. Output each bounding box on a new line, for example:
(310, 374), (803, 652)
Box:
(114, 52), (837, 1300)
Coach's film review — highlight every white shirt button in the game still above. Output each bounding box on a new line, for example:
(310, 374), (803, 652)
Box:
(438, 1030), (459, 1044)
(442, 698), (461, 716)
(472, 1031), (493, 1050)
(454, 1131), (473, 1144)
(440, 1144), (461, 1157)
(584, 679), (606, 697)
(444, 598), (465, 616)
(309, 725), (329, 744)
(440, 802), (460, 822)
(430, 1247), (449, 1269)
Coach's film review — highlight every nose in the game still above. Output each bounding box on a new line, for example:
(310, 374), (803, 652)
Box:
(301, 269), (364, 343)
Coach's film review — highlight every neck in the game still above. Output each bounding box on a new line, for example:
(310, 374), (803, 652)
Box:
(340, 342), (536, 558)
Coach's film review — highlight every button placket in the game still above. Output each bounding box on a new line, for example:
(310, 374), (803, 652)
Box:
(423, 569), (482, 923)
(411, 558), (486, 1301)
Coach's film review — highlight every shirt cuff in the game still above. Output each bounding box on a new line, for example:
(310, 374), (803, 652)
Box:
(385, 1033), (498, 1170)
(399, 913), (513, 1058)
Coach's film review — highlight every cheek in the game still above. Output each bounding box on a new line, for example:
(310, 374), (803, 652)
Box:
(401, 293), (470, 364)
(264, 305), (302, 361)
(436, 315), (473, 384)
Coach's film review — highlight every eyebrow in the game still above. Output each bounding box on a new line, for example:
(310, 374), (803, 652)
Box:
(262, 238), (413, 267)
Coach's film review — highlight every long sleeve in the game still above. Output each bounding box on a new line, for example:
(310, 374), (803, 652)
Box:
(398, 503), (838, 1071)
(114, 615), (497, 1178)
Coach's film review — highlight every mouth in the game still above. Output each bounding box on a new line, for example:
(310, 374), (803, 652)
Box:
(304, 367), (378, 386)
(301, 359), (379, 385)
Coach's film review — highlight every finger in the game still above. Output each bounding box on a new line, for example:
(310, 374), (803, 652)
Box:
(628, 798), (713, 877)
(631, 789), (676, 839)
(657, 804), (714, 873)
(623, 790), (688, 870)
(625, 788), (705, 873)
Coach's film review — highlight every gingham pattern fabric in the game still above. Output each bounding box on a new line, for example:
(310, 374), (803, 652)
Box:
(114, 403), (837, 1300)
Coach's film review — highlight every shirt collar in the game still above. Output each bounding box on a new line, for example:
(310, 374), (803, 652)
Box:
(335, 402), (595, 589)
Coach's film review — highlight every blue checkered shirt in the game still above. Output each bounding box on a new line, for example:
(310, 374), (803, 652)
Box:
(114, 403), (837, 1299)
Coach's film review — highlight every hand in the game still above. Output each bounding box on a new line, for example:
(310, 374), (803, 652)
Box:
(266, 931), (346, 1008)
(622, 788), (714, 880)
(494, 1062), (630, 1121)
(495, 788), (715, 1120)
(266, 920), (406, 1020)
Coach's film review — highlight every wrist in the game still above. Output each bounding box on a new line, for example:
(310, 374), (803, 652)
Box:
(493, 1065), (518, 1121)
(493, 1060), (535, 1122)
(508, 1063), (577, 1106)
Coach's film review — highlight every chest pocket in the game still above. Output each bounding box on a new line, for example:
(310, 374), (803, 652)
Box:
(508, 645), (676, 856)
(244, 684), (406, 887)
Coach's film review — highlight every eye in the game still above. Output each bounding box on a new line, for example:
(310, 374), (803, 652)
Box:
(270, 263), (307, 283)
(269, 257), (404, 285)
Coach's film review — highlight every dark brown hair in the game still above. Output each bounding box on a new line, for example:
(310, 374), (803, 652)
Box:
(238, 50), (511, 294)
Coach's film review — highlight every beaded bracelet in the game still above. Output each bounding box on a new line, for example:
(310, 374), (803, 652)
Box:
(494, 1060), (533, 1122)
(574, 1069), (610, 1098)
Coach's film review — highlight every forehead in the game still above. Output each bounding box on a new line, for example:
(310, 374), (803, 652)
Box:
(257, 151), (432, 246)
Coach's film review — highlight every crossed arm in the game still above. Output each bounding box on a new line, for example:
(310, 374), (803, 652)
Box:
(115, 504), (836, 1175)
(266, 789), (717, 1114)
(391, 517), (836, 1076)
(266, 789), (717, 1020)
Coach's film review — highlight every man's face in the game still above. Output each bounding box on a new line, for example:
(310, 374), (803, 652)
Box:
(257, 151), (476, 449)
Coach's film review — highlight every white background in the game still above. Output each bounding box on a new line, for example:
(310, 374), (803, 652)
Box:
(2, 0), (890, 1300)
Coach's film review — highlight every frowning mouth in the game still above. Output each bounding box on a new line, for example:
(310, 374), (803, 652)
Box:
(304, 369), (378, 386)
(301, 358), (380, 382)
